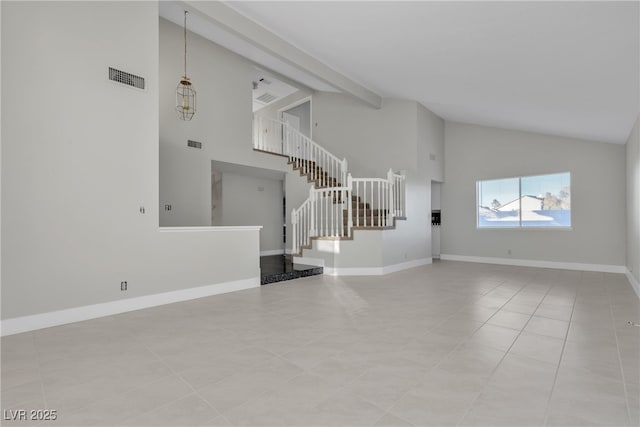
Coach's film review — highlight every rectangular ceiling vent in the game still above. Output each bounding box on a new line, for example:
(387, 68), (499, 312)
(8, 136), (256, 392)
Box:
(187, 140), (202, 149)
(109, 67), (145, 90)
(256, 93), (277, 104)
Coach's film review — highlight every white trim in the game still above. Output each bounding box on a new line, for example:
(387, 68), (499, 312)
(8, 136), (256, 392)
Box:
(285, 248), (294, 255)
(440, 254), (626, 274)
(293, 256), (325, 267)
(384, 258), (432, 274)
(260, 249), (285, 256)
(324, 258), (431, 276)
(0, 277), (260, 337)
(160, 226), (262, 232)
(626, 269), (640, 299)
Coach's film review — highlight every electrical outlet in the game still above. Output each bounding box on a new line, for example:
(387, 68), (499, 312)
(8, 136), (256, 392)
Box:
(120, 281), (127, 291)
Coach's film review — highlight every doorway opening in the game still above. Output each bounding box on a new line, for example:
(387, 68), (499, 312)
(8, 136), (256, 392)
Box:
(279, 97), (312, 140)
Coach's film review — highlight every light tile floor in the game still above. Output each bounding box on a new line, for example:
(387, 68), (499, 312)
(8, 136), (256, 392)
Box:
(1, 261), (639, 426)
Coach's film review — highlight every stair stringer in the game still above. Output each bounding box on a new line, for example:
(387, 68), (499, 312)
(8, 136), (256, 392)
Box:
(298, 215), (428, 276)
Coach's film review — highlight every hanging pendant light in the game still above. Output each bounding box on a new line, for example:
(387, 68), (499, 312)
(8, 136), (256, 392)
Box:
(176, 10), (196, 121)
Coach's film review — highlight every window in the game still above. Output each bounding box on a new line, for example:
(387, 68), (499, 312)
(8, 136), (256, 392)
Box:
(477, 172), (571, 228)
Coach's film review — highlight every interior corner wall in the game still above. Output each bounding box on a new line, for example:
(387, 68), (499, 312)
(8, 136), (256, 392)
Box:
(219, 172), (284, 253)
(1, 2), (261, 321)
(416, 104), (445, 264)
(159, 18), (291, 227)
(442, 122), (627, 267)
(626, 114), (640, 282)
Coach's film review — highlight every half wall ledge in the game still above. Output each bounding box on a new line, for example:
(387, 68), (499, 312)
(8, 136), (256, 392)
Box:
(160, 226), (263, 232)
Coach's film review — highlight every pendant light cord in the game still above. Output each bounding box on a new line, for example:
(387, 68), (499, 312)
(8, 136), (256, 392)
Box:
(184, 10), (188, 78)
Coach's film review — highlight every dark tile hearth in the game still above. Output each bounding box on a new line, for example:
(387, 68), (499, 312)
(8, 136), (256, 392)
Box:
(260, 255), (323, 285)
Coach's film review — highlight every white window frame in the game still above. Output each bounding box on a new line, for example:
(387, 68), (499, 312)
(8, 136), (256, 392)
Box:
(476, 172), (572, 230)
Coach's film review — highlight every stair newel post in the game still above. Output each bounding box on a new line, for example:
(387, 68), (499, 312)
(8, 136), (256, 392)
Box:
(387, 168), (396, 218)
(291, 208), (298, 255)
(252, 116), (257, 150)
(342, 158), (348, 187)
(347, 173), (353, 236)
(312, 145), (317, 183)
(309, 187), (316, 237)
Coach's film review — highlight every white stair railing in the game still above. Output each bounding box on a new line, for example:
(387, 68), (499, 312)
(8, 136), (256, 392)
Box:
(350, 169), (406, 228)
(388, 169), (406, 218)
(254, 115), (407, 254)
(291, 172), (407, 254)
(351, 177), (393, 228)
(253, 116), (347, 187)
(292, 186), (351, 254)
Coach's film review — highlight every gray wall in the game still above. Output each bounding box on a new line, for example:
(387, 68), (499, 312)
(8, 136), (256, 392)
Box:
(1, 2), (261, 320)
(442, 122), (627, 267)
(282, 101), (312, 138)
(218, 172), (284, 253)
(418, 103), (445, 182)
(627, 114), (640, 282)
(158, 19), (446, 267)
(313, 94), (418, 178)
(299, 94), (445, 268)
(159, 18), (292, 227)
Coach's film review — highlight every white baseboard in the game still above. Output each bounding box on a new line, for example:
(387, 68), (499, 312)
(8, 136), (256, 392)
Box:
(260, 249), (285, 256)
(384, 258), (432, 274)
(324, 258), (431, 276)
(0, 277), (260, 337)
(293, 257), (325, 267)
(440, 254), (626, 274)
(626, 269), (640, 299)
(285, 248), (293, 255)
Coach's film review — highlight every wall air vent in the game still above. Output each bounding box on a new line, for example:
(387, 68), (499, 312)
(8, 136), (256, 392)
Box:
(256, 93), (277, 104)
(108, 67), (145, 90)
(187, 140), (202, 149)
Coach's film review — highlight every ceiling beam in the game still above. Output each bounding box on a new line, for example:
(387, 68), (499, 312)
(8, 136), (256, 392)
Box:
(181, 0), (382, 109)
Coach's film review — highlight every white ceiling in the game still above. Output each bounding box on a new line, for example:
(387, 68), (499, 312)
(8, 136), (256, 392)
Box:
(229, 1), (639, 144)
(252, 68), (298, 112)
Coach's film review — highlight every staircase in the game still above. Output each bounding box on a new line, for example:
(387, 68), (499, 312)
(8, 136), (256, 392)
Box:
(253, 116), (406, 257)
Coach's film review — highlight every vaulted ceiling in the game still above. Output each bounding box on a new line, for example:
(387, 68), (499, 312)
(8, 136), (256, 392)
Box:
(228, 1), (639, 144)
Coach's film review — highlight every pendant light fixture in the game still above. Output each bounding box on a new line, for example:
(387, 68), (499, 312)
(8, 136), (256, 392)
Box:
(176, 10), (196, 120)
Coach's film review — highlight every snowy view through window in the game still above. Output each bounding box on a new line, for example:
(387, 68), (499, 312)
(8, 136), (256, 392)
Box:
(477, 172), (571, 228)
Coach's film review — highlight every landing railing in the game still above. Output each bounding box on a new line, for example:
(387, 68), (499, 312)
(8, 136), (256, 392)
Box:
(291, 171), (406, 254)
(292, 186), (352, 254)
(253, 116), (347, 188)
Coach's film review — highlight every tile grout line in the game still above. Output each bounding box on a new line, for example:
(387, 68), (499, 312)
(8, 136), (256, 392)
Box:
(358, 280), (526, 426)
(375, 274), (541, 427)
(34, 335), (171, 421)
(367, 276), (516, 426)
(455, 275), (559, 426)
(122, 345), (236, 427)
(541, 274), (579, 427)
(33, 332), (53, 427)
(606, 278), (633, 426)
